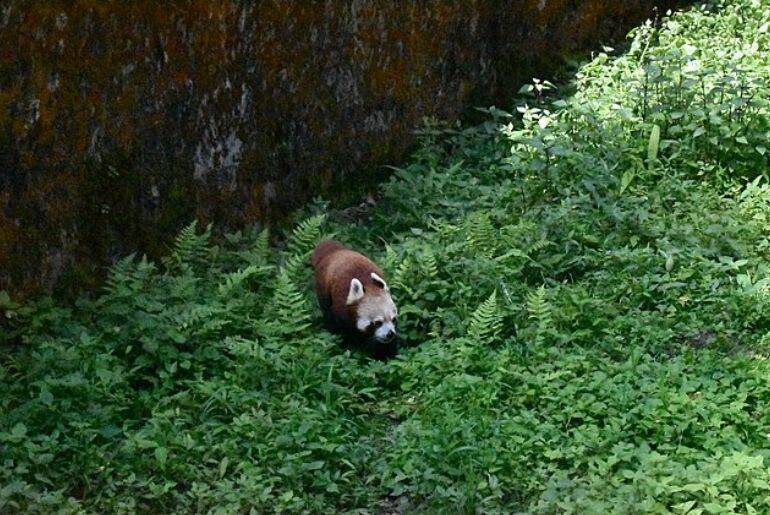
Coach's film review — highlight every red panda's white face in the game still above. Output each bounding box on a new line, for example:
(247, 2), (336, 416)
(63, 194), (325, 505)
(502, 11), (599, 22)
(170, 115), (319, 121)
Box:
(346, 273), (398, 343)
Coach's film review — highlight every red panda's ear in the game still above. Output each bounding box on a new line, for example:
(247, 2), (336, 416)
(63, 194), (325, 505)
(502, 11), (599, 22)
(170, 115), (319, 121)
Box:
(371, 272), (388, 291)
(346, 278), (365, 305)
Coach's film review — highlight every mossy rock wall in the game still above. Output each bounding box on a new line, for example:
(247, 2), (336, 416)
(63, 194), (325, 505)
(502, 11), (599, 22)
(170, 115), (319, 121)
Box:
(0, 1), (683, 296)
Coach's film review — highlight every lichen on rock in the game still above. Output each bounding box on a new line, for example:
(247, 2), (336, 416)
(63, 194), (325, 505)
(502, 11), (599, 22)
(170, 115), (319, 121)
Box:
(0, 0), (685, 297)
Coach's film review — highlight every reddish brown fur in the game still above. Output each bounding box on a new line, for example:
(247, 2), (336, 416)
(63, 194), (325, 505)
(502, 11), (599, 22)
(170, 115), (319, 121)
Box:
(311, 240), (387, 331)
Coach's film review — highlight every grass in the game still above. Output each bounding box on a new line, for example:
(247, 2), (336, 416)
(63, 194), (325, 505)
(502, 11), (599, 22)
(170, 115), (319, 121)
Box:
(3, 0), (770, 512)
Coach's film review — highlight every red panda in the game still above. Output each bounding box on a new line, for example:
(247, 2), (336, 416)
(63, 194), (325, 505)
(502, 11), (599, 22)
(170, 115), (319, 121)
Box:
(311, 240), (399, 359)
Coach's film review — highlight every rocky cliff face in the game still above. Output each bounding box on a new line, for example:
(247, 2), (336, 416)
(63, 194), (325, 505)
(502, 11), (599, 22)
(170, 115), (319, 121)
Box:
(0, 1), (683, 296)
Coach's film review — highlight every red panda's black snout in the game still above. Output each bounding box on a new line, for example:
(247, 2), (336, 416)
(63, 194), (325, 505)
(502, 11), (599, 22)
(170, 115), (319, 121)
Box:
(311, 240), (399, 359)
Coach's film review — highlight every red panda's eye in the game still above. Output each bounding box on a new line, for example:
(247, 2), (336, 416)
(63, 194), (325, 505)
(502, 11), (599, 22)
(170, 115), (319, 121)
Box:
(373, 321), (383, 328)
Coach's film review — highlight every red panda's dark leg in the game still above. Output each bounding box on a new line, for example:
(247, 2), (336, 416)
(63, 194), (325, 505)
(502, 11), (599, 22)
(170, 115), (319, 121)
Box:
(317, 289), (338, 331)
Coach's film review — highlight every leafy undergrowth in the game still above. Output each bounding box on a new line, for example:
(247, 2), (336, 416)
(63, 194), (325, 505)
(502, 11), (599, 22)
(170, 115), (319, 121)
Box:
(4, 1), (770, 512)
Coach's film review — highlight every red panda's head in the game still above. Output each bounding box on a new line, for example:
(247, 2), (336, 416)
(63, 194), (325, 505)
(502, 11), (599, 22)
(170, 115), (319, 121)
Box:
(345, 272), (398, 343)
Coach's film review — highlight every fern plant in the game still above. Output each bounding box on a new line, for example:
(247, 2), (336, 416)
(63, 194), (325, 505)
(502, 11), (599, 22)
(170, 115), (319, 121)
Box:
(468, 291), (502, 345)
(420, 249), (439, 280)
(380, 244), (399, 273)
(466, 212), (498, 258)
(238, 227), (271, 266)
(392, 257), (413, 297)
(164, 220), (213, 273)
(286, 214), (326, 256)
(269, 270), (312, 337)
(282, 214), (327, 284)
(217, 264), (271, 298)
(103, 254), (158, 299)
(527, 285), (553, 345)
(103, 253), (138, 296)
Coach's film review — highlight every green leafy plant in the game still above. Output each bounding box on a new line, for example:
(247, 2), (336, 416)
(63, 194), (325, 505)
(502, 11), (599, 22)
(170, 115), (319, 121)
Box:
(4, 1), (770, 512)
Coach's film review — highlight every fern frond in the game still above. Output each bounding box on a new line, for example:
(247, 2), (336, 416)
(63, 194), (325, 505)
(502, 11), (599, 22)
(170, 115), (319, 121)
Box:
(380, 244), (399, 273)
(238, 228), (270, 266)
(468, 291), (501, 345)
(282, 252), (308, 284)
(166, 220), (212, 272)
(279, 214), (327, 285)
(392, 257), (412, 295)
(217, 265), (270, 297)
(466, 212), (497, 258)
(428, 218), (460, 241)
(287, 214), (326, 256)
(527, 239), (551, 254)
(527, 285), (553, 345)
(420, 249), (439, 279)
(253, 227), (269, 253)
(105, 254), (138, 292)
(104, 254), (157, 296)
(271, 270), (312, 335)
